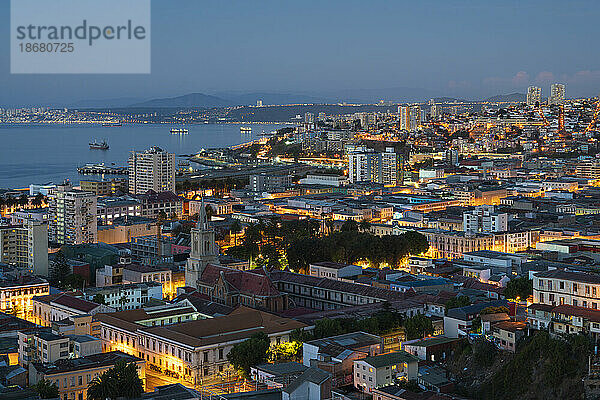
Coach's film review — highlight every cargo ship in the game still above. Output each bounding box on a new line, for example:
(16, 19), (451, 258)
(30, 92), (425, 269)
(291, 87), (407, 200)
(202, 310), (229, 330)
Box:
(89, 140), (109, 150)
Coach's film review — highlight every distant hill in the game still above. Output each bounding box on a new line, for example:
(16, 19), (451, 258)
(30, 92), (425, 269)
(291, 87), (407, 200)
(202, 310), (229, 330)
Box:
(484, 93), (526, 103)
(131, 93), (232, 108)
(432, 97), (473, 103)
(323, 87), (435, 103)
(71, 97), (145, 108)
(215, 92), (330, 105)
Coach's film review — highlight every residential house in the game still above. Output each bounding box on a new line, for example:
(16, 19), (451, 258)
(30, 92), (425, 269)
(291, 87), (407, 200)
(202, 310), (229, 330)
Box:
(353, 351), (419, 392)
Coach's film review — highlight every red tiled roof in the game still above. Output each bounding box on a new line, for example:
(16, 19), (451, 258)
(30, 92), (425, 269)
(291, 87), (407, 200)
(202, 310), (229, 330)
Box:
(51, 294), (102, 313)
(200, 264), (281, 297)
(552, 304), (600, 322)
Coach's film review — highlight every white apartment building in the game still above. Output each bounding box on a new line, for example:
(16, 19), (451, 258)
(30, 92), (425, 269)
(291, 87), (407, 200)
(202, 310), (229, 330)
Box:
(549, 83), (565, 105)
(348, 147), (401, 185)
(431, 104), (443, 119)
(128, 146), (176, 195)
(353, 351), (419, 392)
(348, 150), (374, 183)
(48, 183), (97, 245)
(399, 106), (410, 130)
(379, 148), (402, 186)
(533, 269), (600, 309)
(463, 205), (508, 234)
(83, 282), (163, 311)
(0, 219), (49, 276)
(526, 86), (542, 106)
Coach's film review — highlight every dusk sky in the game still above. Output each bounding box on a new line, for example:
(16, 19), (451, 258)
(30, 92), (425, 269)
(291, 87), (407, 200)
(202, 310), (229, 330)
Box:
(2, 0), (600, 106)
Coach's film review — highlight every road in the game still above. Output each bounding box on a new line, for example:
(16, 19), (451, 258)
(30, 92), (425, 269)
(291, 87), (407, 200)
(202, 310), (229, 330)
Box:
(145, 369), (182, 391)
(144, 369), (252, 396)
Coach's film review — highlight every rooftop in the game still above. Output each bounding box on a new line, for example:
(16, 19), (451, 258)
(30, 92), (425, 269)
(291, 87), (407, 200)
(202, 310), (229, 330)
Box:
(359, 350), (419, 368)
(535, 269), (600, 285)
(139, 307), (307, 348)
(32, 351), (142, 375)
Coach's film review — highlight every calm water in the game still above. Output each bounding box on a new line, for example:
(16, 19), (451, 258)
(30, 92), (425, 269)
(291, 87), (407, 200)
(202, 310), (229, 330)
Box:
(0, 123), (288, 189)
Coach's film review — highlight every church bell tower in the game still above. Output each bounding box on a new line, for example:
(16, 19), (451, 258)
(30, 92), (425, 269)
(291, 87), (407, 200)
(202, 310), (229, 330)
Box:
(185, 199), (219, 288)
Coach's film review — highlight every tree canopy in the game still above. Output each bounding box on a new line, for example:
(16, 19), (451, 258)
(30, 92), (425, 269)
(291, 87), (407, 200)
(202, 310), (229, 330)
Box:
(227, 332), (270, 379)
(404, 314), (434, 340)
(503, 277), (533, 300)
(32, 378), (59, 399)
(286, 230), (429, 271)
(87, 360), (143, 400)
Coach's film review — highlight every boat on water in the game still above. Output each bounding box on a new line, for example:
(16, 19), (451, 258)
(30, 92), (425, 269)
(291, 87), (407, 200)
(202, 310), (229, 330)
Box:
(102, 122), (122, 127)
(240, 126), (252, 133)
(170, 128), (189, 134)
(89, 140), (109, 150)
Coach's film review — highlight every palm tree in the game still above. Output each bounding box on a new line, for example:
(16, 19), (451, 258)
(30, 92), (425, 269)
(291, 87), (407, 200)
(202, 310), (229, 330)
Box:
(325, 218), (335, 236)
(230, 219), (242, 246)
(87, 360), (143, 400)
(87, 374), (116, 400)
(32, 378), (59, 399)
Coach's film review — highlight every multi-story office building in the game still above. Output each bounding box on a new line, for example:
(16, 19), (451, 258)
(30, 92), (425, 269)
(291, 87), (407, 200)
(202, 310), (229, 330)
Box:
(130, 235), (174, 264)
(399, 106), (410, 130)
(48, 183), (97, 245)
(348, 147), (402, 185)
(0, 218), (48, 276)
(80, 178), (127, 196)
(128, 146), (175, 195)
(96, 196), (142, 225)
(430, 104), (443, 119)
(463, 205), (508, 234)
(410, 105), (422, 127)
(348, 149), (375, 183)
(249, 174), (291, 192)
(133, 190), (183, 219)
(549, 83), (566, 105)
(526, 86), (542, 106)
(379, 148), (403, 186)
